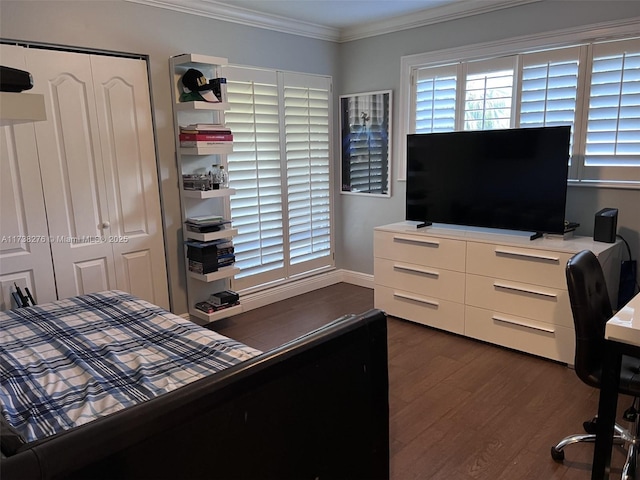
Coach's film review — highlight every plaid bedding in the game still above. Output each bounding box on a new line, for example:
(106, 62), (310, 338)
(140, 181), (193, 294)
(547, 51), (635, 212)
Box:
(0, 290), (261, 443)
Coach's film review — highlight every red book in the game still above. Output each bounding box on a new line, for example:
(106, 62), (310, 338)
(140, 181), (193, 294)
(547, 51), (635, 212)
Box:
(180, 133), (233, 141)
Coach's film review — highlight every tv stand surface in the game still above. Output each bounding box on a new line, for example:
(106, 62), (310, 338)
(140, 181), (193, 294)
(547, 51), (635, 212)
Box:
(373, 222), (622, 364)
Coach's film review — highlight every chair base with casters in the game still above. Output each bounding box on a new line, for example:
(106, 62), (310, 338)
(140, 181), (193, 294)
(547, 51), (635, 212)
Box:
(551, 406), (638, 479)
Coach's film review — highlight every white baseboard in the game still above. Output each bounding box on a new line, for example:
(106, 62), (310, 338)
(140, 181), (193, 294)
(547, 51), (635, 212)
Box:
(239, 269), (373, 314)
(340, 269), (375, 289)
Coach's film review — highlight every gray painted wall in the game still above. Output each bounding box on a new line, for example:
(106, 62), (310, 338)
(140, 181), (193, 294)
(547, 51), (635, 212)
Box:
(2, 1), (639, 314)
(336, 1), (640, 288)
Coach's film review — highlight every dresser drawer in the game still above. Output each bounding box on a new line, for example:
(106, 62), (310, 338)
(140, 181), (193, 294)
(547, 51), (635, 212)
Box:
(466, 242), (571, 289)
(374, 230), (465, 271)
(374, 257), (465, 303)
(374, 285), (465, 335)
(465, 305), (575, 364)
(465, 273), (572, 328)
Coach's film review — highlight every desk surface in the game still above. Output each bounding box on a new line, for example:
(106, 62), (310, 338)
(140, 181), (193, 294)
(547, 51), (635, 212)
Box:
(605, 292), (640, 347)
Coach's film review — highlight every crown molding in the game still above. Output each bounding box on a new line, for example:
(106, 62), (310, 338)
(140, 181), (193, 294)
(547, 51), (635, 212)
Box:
(126, 0), (544, 43)
(125, 0), (340, 42)
(340, 0), (543, 42)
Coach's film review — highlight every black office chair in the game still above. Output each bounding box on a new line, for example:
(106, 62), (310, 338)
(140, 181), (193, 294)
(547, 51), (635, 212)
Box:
(551, 249), (640, 479)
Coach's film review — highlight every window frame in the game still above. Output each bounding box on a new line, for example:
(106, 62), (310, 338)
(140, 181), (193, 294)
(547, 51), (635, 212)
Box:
(398, 18), (640, 188)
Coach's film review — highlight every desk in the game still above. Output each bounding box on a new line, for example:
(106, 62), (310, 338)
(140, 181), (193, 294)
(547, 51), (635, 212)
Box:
(592, 292), (640, 479)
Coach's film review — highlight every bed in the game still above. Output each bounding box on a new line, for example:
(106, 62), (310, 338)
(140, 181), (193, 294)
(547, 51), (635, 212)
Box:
(0, 290), (389, 480)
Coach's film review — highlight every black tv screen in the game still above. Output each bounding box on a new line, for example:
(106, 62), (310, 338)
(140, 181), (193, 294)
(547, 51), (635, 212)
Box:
(406, 126), (570, 235)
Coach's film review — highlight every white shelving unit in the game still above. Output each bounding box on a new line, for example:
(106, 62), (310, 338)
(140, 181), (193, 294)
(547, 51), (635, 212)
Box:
(169, 53), (240, 324)
(0, 91), (46, 125)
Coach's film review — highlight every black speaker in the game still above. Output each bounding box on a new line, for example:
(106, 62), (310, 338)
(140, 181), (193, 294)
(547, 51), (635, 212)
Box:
(593, 208), (618, 243)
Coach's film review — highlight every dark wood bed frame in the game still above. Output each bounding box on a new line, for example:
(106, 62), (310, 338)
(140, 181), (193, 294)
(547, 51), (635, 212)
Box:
(1, 309), (389, 480)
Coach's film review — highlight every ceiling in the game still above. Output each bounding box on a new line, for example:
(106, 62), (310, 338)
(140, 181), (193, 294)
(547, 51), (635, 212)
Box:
(129, 0), (541, 42)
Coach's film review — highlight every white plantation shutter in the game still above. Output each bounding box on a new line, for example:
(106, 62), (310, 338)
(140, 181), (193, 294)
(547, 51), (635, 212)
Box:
(224, 66), (333, 290)
(519, 46), (582, 173)
(414, 64), (458, 133)
(519, 47), (581, 128)
(464, 57), (516, 130)
(283, 73), (332, 274)
(582, 38), (640, 182)
(224, 67), (285, 288)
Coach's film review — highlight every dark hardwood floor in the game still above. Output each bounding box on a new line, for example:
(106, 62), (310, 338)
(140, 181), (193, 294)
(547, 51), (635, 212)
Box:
(212, 283), (632, 479)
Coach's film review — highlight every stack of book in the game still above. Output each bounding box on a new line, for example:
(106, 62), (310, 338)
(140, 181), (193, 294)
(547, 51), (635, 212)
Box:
(179, 124), (233, 147)
(186, 238), (235, 274)
(185, 215), (231, 234)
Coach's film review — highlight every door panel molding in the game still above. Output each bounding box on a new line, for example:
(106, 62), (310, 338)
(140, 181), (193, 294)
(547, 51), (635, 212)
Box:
(0, 45), (169, 310)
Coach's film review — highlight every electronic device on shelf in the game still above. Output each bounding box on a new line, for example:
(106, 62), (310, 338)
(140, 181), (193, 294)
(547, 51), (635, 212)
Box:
(0, 66), (34, 92)
(406, 126), (571, 239)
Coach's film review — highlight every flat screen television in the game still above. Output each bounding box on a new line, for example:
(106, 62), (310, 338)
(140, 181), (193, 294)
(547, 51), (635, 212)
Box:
(406, 126), (571, 237)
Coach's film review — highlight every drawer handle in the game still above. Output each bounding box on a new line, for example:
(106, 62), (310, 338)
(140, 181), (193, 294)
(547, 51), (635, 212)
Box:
(494, 248), (560, 263)
(394, 292), (439, 308)
(394, 263), (439, 278)
(492, 315), (555, 334)
(493, 282), (557, 299)
(393, 235), (440, 247)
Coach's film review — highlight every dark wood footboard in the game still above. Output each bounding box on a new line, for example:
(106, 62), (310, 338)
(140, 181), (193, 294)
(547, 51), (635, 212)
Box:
(1, 309), (389, 480)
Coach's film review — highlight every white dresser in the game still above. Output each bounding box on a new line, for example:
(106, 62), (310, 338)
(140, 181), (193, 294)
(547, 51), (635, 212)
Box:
(374, 222), (622, 364)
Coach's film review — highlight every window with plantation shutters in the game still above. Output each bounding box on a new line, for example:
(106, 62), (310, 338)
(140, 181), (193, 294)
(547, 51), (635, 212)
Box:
(414, 64), (457, 133)
(519, 48), (581, 128)
(519, 46), (582, 173)
(223, 66), (333, 291)
(403, 34), (640, 186)
(464, 57), (516, 130)
(224, 67), (284, 288)
(283, 74), (332, 273)
(582, 38), (640, 182)
(412, 57), (516, 134)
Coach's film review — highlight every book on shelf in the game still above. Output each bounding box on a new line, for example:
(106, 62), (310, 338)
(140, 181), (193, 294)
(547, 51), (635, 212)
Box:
(180, 123), (230, 133)
(180, 133), (233, 141)
(188, 258), (235, 274)
(214, 241), (234, 256)
(187, 236), (235, 273)
(188, 239), (234, 254)
(211, 78), (228, 103)
(180, 140), (232, 147)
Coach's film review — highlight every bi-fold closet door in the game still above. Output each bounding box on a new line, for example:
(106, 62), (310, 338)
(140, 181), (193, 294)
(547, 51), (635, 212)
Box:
(0, 44), (169, 310)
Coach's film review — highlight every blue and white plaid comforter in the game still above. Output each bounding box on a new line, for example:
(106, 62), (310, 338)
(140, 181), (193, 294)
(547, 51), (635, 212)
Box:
(0, 290), (261, 443)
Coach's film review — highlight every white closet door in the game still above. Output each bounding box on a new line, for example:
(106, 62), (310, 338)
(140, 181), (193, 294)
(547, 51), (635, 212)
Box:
(23, 48), (169, 309)
(0, 45), (57, 309)
(90, 55), (169, 309)
(26, 48), (117, 299)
